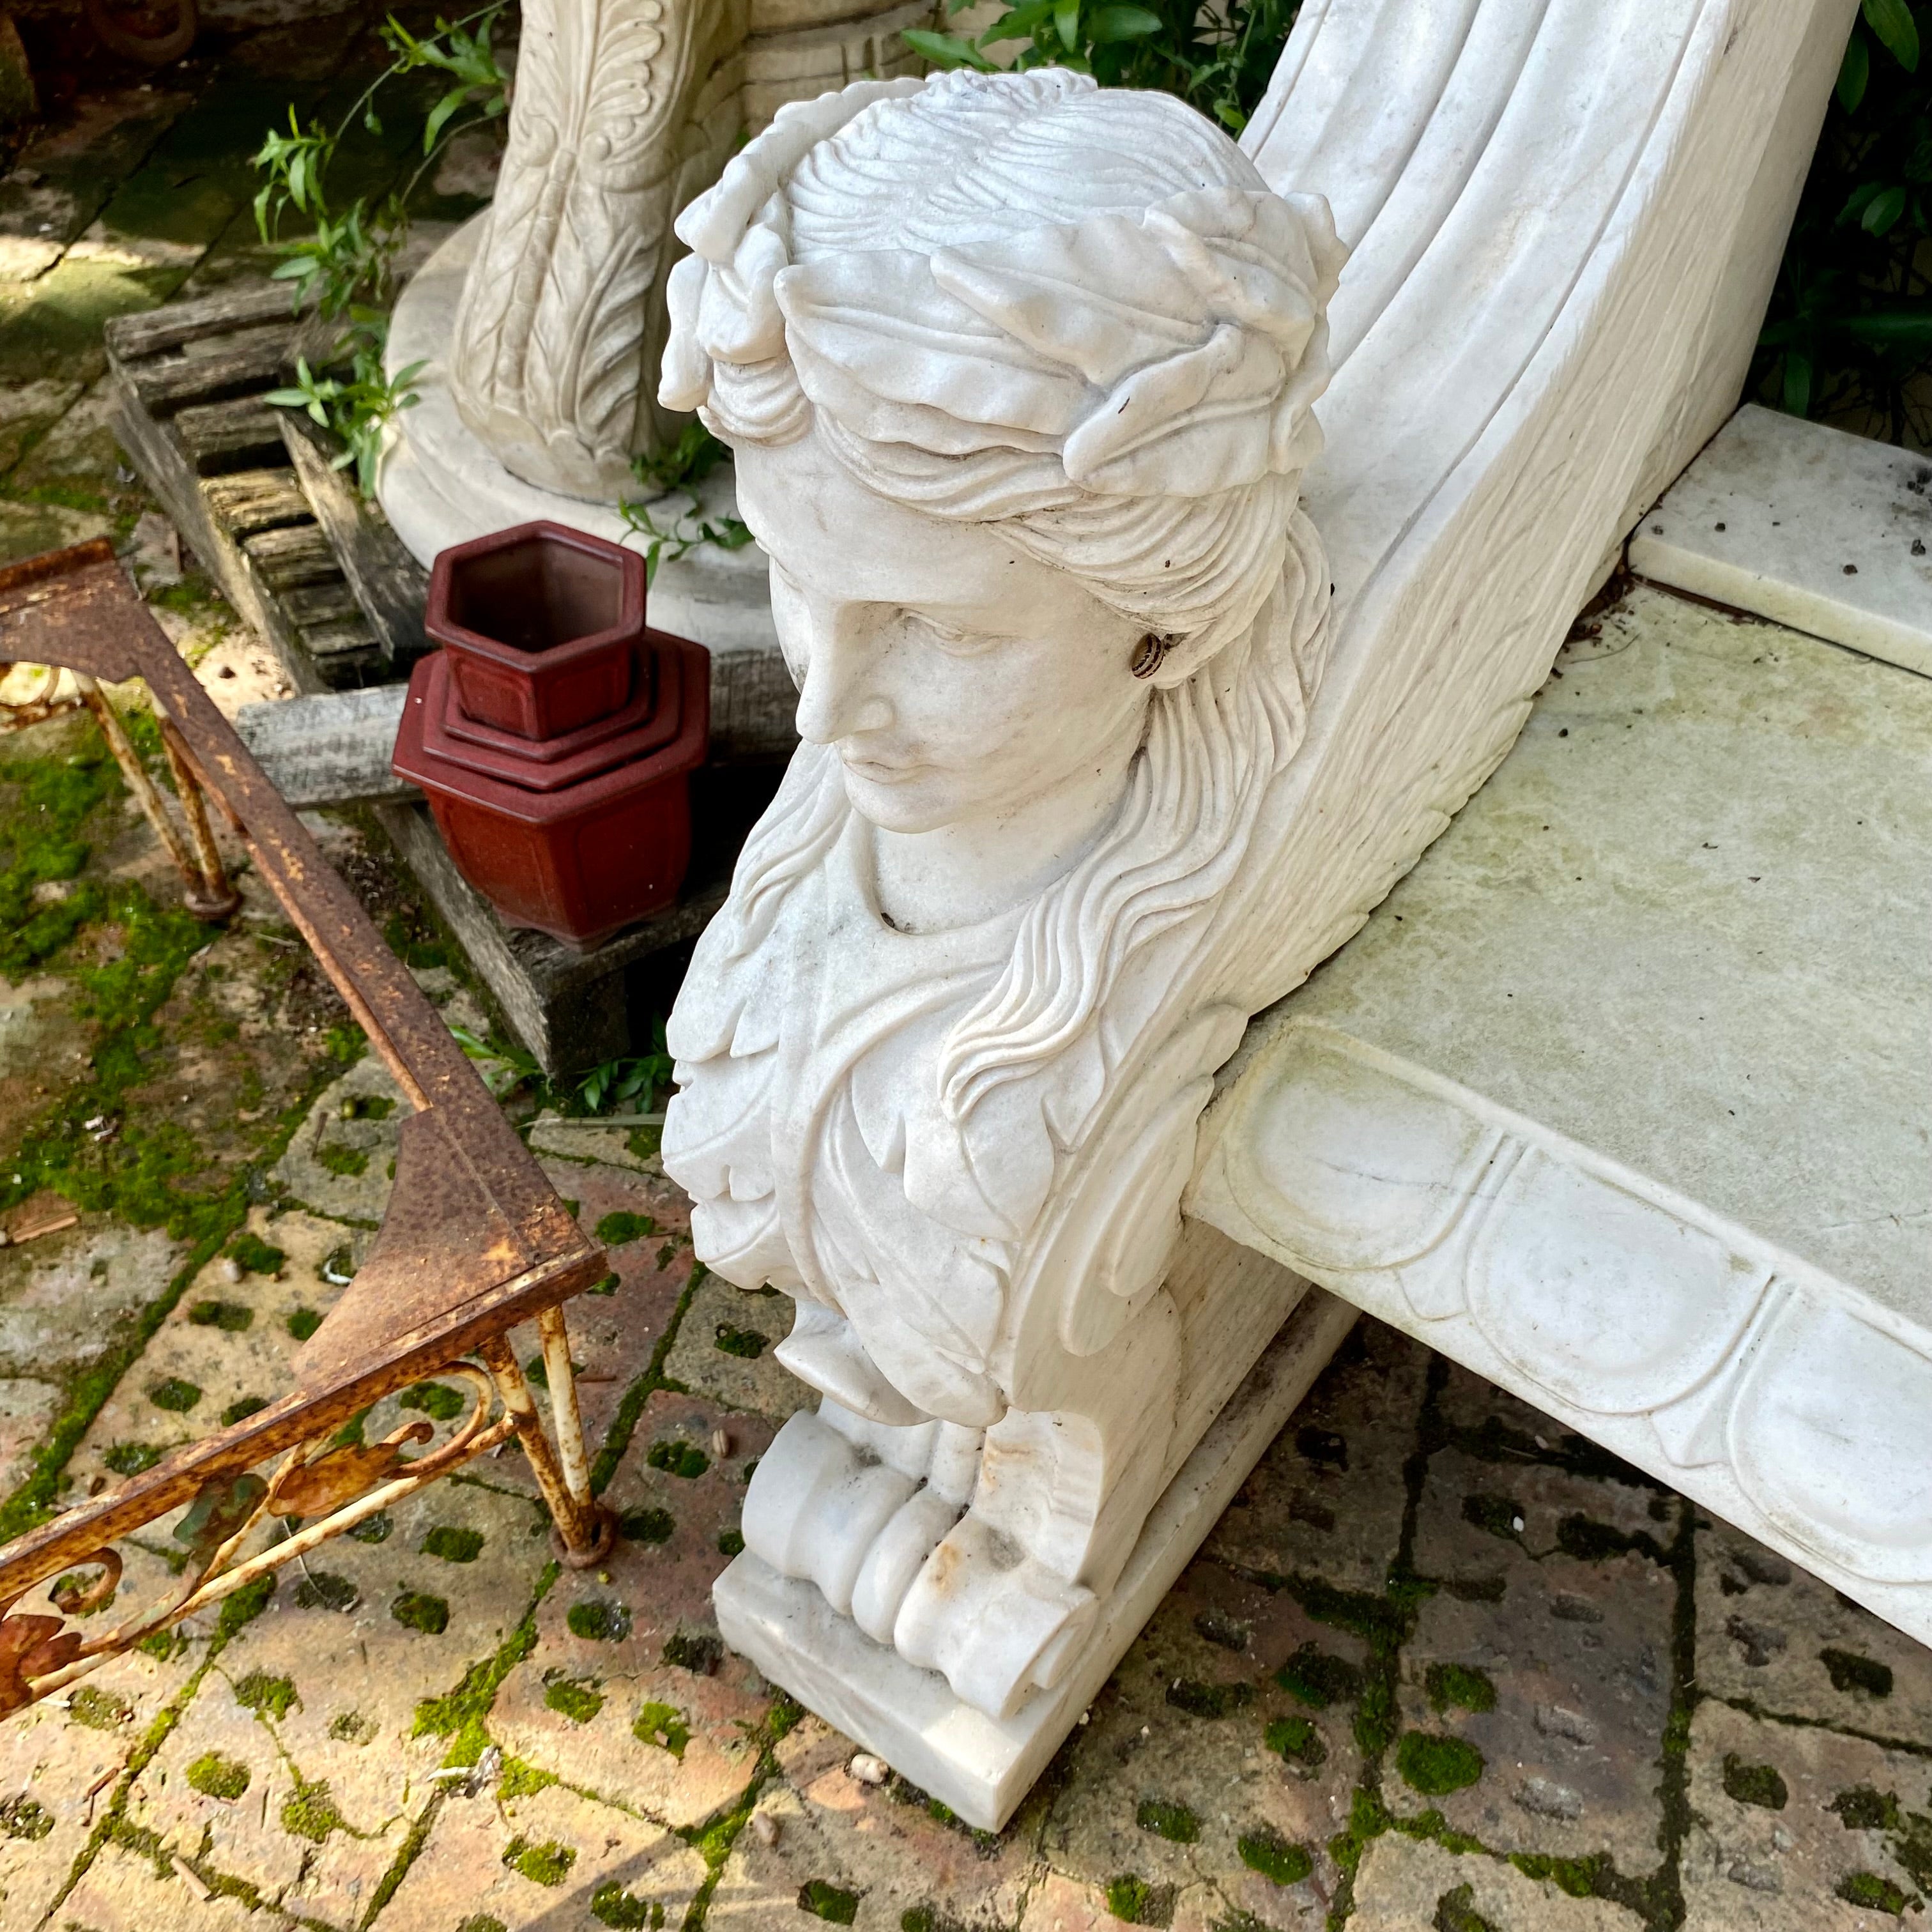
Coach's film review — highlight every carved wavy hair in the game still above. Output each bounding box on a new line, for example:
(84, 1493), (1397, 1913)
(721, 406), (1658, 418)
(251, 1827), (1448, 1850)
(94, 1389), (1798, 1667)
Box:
(662, 70), (1342, 1142)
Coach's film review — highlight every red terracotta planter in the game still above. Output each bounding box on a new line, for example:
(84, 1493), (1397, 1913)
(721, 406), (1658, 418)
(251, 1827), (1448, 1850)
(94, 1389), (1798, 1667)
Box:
(426, 521), (647, 740)
(397, 523), (710, 948)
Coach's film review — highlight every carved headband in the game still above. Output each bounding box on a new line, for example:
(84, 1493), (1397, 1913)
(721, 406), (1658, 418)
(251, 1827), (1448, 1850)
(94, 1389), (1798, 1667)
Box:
(661, 72), (1347, 503)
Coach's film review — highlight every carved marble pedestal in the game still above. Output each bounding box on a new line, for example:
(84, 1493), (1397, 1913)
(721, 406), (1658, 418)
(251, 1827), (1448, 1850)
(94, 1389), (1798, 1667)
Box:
(718, 1278), (1358, 1828)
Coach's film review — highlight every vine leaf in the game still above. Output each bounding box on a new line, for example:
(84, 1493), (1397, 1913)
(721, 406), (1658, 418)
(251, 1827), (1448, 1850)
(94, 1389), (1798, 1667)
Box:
(272, 1425), (435, 1518)
(175, 1474), (270, 1565)
(0, 1613), (82, 1717)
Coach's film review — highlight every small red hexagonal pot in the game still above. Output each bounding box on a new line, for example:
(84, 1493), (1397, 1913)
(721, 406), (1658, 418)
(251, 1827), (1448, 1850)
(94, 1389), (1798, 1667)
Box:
(425, 519), (647, 740)
(393, 625), (711, 949)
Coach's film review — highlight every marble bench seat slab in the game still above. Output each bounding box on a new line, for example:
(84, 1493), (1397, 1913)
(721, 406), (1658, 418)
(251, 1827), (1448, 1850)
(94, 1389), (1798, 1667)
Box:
(1629, 402), (1932, 678)
(1191, 579), (1932, 1645)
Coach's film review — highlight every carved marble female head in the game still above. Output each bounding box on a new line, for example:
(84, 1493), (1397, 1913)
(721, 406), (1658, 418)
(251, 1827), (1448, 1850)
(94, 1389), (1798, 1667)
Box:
(661, 72), (1343, 1434)
(664, 73), (1344, 877)
(663, 65), (1342, 1124)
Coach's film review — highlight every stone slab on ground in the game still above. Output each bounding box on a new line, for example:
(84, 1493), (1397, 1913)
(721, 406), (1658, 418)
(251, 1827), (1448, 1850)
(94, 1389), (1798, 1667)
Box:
(1630, 403), (1932, 678)
(1194, 583), (1932, 1650)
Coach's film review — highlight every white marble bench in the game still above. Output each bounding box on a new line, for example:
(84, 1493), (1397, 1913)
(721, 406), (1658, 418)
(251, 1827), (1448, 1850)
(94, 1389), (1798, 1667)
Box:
(1193, 578), (1932, 1647)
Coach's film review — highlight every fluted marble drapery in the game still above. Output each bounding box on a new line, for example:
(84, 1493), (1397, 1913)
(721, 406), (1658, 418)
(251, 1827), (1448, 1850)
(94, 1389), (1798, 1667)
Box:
(443, 0), (934, 502)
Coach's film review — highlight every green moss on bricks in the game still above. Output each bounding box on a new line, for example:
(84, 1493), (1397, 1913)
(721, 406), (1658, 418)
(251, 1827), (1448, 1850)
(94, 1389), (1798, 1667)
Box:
(1834, 1787), (1901, 1831)
(567, 1599), (631, 1641)
(497, 1758), (557, 1800)
(1722, 1754), (1789, 1809)
(1424, 1664), (1497, 1715)
(1821, 1648), (1894, 1698)
(1264, 1715), (1326, 1768)
(316, 1144), (369, 1178)
(392, 1590), (450, 1634)
(221, 1396), (268, 1425)
(402, 1382), (466, 1422)
(618, 1506), (675, 1545)
(797, 1879), (861, 1924)
(186, 1752), (250, 1800)
(286, 1307), (323, 1341)
(544, 1676), (606, 1724)
(348, 1510), (392, 1544)
(456, 1919), (508, 1932)
(503, 1836), (576, 1887)
(1238, 1828), (1312, 1886)
(233, 1671), (298, 1721)
(188, 1300), (253, 1331)
(662, 1630), (722, 1675)
(713, 1322), (769, 1358)
(633, 1700), (689, 1758)
(1275, 1643), (1363, 1709)
(594, 1211), (657, 1246)
(1166, 1678), (1253, 1719)
(0, 1795), (54, 1840)
(1432, 1883), (1500, 1932)
(1461, 1494), (1522, 1540)
(423, 1525), (485, 1563)
(226, 1233), (284, 1276)
(68, 1685), (131, 1730)
(329, 1710), (376, 1744)
(1395, 1731), (1485, 1797)
(1504, 1852), (1609, 1898)
(1102, 1876), (1174, 1927)
(103, 1442), (162, 1475)
(147, 1376), (201, 1412)
(280, 1777), (346, 1843)
(1836, 1872), (1912, 1915)
(293, 1571), (358, 1612)
(1135, 1798), (1199, 1843)
(645, 1438), (709, 1479)
(591, 1880), (666, 1928)
(217, 1573), (275, 1636)
(718, 1528), (746, 1557)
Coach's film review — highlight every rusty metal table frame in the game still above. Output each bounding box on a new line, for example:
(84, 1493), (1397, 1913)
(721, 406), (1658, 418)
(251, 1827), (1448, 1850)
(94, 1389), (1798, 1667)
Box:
(0, 539), (617, 1716)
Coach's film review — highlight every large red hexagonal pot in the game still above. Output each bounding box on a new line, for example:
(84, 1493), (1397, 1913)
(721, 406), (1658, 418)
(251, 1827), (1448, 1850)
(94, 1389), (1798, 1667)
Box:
(396, 525), (710, 948)
(426, 520), (647, 739)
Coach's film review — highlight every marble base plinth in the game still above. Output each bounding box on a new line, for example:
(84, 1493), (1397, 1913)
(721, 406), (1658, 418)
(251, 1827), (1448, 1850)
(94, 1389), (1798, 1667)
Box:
(376, 214), (779, 660)
(712, 1285), (1358, 1831)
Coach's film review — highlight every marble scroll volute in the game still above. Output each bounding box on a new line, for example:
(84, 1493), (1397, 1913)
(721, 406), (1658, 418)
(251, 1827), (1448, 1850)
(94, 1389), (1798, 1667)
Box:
(657, 70), (1347, 1721)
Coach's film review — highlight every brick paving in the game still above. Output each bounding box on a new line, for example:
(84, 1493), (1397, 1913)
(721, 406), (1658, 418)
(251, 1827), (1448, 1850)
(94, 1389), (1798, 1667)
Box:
(3, 13), (1931, 1930)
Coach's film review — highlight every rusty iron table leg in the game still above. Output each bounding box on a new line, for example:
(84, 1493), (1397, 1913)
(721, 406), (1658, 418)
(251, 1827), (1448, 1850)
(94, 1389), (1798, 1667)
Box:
(480, 1335), (617, 1568)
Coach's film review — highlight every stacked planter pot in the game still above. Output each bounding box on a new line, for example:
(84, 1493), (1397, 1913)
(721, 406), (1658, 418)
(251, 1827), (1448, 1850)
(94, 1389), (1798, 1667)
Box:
(392, 521), (710, 947)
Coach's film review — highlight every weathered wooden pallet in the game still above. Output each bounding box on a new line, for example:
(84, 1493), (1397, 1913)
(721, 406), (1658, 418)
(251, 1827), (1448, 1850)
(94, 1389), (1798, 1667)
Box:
(109, 277), (793, 1075)
(103, 280), (424, 692)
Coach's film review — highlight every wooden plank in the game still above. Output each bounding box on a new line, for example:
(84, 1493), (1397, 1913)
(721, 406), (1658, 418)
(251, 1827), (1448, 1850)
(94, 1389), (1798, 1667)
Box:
(284, 581), (362, 626)
(204, 468), (314, 537)
(234, 687), (417, 808)
(712, 644), (799, 764)
(279, 412), (429, 666)
(297, 617), (385, 673)
(243, 523), (341, 591)
(174, 395), (288, 476)
(103, 279), (305, 362)
(131, 332), (303, 417)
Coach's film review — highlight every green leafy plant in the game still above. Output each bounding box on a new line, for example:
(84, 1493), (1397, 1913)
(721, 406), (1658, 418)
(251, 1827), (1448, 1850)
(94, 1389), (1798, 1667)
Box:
(905, 0), (1301, 132)
(252, 8), (509, 494)
(617, 491), (755, 588)
(1755, 0), (1931, 441)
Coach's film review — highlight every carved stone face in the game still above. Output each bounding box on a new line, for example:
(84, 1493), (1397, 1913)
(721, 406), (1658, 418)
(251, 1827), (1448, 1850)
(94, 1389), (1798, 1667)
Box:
(736, 429), (1148, 840)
